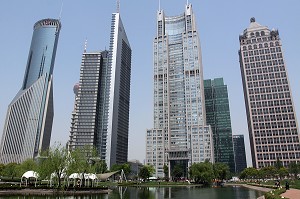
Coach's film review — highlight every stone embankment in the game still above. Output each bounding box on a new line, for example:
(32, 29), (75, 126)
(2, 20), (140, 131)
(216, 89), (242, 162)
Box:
(0, 188), (111, 196)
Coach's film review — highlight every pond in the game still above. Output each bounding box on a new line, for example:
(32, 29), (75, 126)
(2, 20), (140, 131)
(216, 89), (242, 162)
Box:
(1, 185), (264, 199)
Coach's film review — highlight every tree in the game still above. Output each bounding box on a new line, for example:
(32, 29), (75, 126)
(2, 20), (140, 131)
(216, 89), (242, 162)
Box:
(139, 166), (150, 181)
(19, 159), (38, 175)
(111, 163), (131, 176)
(163, 164), (168, 178)
(91, 160), (107, 174)
(259, 166), (276, 180)
(213, 163), (230, 180)
(278, 167), (289, 179)
(189, 162), (214, 186)
(138, 165), (155, 182)
(239, 167), (258, 179)
(37, 143), (70, 187)
(1, 163), (20, 179)
(275, 158), (283, 170)
(172, 164), (184, 181)
(289, 162), (299, 179)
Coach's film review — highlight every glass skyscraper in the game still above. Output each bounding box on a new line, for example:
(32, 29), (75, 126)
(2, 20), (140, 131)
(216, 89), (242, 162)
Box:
(68, 12), (131, 169)
(146, 4), (214, 178)
(0, 19), (61, 164)
(204, 78), (235, 172)
(233, 135), (247, 173)
(239, 18), (300, 168)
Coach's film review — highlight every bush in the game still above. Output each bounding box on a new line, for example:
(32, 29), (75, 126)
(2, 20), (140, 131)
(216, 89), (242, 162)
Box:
(264, 188), (286, 199)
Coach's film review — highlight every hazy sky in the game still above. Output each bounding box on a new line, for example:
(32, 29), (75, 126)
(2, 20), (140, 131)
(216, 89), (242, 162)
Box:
(0, 0), (299, 167)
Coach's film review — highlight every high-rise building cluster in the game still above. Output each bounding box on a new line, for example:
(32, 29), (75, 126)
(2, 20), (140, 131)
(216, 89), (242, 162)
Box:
(0, 5), (132, 169)
(0, 2), (299, 180)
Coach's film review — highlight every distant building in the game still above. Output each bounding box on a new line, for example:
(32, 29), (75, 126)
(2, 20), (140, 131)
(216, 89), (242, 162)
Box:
(233, 135), (247, 173)
(128, 160), (143, 178)
(0, 19), (61, 164)
(68, 11), (131, 169)
(146, 3), (214, 178)
(239, 18), (300, 168)
(204, 78), (235, 172)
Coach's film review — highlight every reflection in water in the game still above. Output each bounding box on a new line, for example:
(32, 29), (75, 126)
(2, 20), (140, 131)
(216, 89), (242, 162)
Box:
(2, 186), (264, 199)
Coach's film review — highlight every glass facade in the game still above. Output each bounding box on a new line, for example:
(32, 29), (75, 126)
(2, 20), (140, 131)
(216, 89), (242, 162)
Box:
(68, 13), (131, 169)
(68, 51), (109, 159)
(146, 4), (214, 178)
(233, 135), (247, 173)
(0, 19), (61, 164)
(239, 18), (300, 168)
(204, 78), (235, 172)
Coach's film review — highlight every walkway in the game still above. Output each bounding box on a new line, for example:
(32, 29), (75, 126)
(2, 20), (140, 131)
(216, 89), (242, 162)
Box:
(281, 188), (300, 199)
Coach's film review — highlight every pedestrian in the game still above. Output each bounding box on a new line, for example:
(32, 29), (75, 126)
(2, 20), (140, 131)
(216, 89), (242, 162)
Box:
(285, 181), (289, 190)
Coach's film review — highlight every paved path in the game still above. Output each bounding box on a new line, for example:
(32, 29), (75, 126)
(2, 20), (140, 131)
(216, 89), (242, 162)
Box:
(281, 188), (300, 199)
(241, 184), (273, 192)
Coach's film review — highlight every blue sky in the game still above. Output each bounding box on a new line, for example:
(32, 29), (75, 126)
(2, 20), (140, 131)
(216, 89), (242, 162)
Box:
(0, 0), (299, 167)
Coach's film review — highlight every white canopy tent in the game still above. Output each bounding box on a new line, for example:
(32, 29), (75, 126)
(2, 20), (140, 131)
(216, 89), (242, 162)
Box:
(21, 171), (39, 187)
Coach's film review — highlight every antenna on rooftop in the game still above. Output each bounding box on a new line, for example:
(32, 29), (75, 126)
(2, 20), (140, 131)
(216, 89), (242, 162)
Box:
(84, 38), (87, 53)
(159, 0), (161, 10)
(59, 0), (64, 21)
(116, 0), (120, 13)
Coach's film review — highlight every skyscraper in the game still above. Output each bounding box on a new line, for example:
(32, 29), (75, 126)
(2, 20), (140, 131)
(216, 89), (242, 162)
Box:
(68, 51), (109, 158)
(0, 19), (61, 164)
(146, 4), (214, 178)
(239, 18), (300, 168)
(68, 11), (131, 169)
(233, 135), (247, 173)
(204, 78), (235, 172)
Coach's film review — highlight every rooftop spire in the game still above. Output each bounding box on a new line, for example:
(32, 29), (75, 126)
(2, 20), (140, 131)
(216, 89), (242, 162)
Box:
(159, 0), (161, 10)
(116, 0), (120, 13)
(84, 38), (87, 53)
(59, 0), (64, 21)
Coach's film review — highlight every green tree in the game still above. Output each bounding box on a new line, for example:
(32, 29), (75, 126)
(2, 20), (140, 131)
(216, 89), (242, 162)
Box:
(2, 163), (20, 179)
(239, 167), (258, 179)
(0, 163), (5, 176)
(91, 160), (107, 174)
(259, 166), (276, 180)
(189, 162), (214, 186)
(275, 158), (283, 170)
(163, 164), (169, 179)
(213, 163), (230, 180)
(19, 159), (38, 175)
(278, 167), (288, 179)
(110, 163), (131, 176)
(289, 162), (299, 179)
(139, 166), (150, 181)
(172, 164), (184, 181)
(37, 143), (70, 187)
(138, 165), (155, 182)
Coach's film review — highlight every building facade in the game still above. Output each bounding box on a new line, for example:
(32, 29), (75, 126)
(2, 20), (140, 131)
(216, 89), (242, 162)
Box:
(204, 78), (235, 172)
(239, 18), (300, 168)
(68, 51), (109, 159)
(233, 135), (247, 173)
(146, 4), (214, 178)
(68, 12), (131, 169)
(0, 19), (61, 164)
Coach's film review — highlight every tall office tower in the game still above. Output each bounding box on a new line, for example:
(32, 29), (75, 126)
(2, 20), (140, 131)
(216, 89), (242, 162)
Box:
(146, 4), (214, 178)
(0, 19), (61, 164)
(204, 78), (235, 172)
(68, 51), (109, 158)
(233, 135), (247, 173)
(239, 18), (300, 168)
(69, 12), (131, 169)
